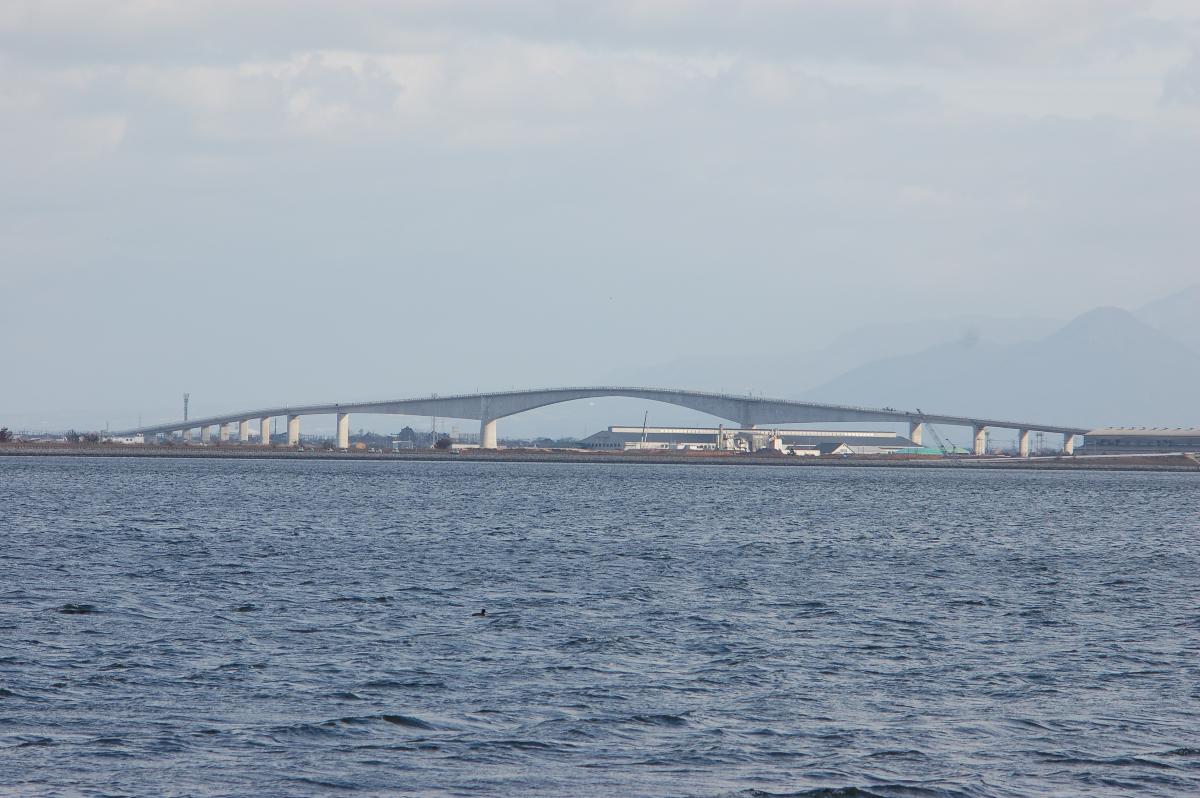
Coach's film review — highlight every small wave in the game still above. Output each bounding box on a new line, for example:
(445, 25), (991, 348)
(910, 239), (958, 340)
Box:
(737, 789), (888, 798)
(268, 722), (348, 740)
(468, 739), (557, 751)
(630, 713), (688, 727)
(215, 661), (267, 671)
(377, 714), (437, 730)
(8, 736), (54, 749)
(287, 776), (361, 791)
(543, 664), (610, 674)
(866, 749), (931, 760)
(1038, 752), (1178, 769)
(321, 714), (438, 731)
(556, 635), (640, 653)
(359, 678), (447, 690)
(736, 786), (979, 798)
(1160, 747), (1200, 757)
(877, 616), (928, 627)
(55, 603), (99, 614)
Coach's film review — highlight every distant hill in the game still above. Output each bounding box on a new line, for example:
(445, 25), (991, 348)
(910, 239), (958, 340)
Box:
(1137, 284), (1200, 353)
(549, 296), (1195, 437)
(612, 314), (1059, 397)
(803, 307), (1200, 428)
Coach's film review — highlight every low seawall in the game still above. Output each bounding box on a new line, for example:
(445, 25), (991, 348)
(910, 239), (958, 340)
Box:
(1, 444), (1197, 472)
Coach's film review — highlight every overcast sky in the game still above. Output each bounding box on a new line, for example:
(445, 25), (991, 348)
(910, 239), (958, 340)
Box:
(3, 1), (1199, 431)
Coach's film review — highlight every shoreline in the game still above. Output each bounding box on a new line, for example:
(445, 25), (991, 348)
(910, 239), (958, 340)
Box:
(1, 444), (1197, 472)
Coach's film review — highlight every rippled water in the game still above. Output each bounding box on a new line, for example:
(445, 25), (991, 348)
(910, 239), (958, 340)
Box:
(2, 457), (1199, 797)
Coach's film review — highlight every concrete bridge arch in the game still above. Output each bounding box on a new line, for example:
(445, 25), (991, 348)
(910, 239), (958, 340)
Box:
(118, 386), (1088, 455)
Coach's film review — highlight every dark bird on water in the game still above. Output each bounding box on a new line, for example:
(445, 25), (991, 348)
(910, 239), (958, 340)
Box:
(472, 608), (486, 617)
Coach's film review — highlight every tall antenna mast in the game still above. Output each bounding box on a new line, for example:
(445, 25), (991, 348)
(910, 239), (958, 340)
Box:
(183, 393), (190, 422)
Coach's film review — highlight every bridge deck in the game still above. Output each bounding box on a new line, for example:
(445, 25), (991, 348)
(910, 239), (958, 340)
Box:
(115, 386), (1089, 437)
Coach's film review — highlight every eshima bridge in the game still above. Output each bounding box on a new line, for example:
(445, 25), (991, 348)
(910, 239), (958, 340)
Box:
(115, 387), (1089, 456)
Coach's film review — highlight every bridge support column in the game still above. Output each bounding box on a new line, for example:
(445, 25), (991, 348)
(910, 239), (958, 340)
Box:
(260, 417), (271, 446)
(1063, 433), (1077, 455)
(336, 413), (349, 450)
(909, 421), (925, 447)
(287, 415), (300, 446)
(219, 423), (230, 443)
(738, 401), (756, 430)
(238, 420), (250, 443)
(182, 428), (192, 443)
(1018, 429), (1031, 458)
(480, 418), (497, 449)
(200, 425), (212, 444)
(972, 425), (987, 456)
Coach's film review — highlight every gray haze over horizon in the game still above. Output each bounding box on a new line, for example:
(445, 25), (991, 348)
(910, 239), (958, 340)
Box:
(3, 1), (1199, 437)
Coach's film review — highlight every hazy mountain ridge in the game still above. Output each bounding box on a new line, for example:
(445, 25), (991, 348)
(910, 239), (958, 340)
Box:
(612, 314), (1061, 397)
(803, 304), (1200, 428)
(1136, 284), (1200, 353)
(588, 288), (1199, 435)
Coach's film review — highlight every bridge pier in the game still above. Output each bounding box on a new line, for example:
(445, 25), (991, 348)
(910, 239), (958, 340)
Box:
(480, 418), (497, 449)
(260, 417), (271, 446)
(1018, 429), (1031, 458)
(738, 401), (756, 430)
(238, 420), (250, 443)
(219, 423), (230, 443)
(972, 425), (987, 456)
(336, 412), (349, 450)
(908, 421), (925, 447)
(287, 415), (300, 446)
(200, 425), (212, 444)
(182, 428), (192, 443)
(1063, 433), (1077, 455)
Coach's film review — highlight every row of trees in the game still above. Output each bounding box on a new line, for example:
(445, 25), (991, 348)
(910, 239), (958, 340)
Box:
(0, 429), (103, 444)
(0, 428), (99, 443)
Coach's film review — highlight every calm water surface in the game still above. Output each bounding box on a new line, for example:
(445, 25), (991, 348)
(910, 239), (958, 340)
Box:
(2, 457), (1199, 797)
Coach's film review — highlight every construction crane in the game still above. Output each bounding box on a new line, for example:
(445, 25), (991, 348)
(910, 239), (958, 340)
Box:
(915, 408), (955, 455)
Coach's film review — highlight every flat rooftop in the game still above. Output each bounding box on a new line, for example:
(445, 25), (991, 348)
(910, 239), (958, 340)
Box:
(1087, 427), (1200, 436)
(608, 426), (902, 438)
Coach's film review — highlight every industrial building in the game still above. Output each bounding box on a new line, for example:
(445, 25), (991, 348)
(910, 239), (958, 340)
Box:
(101, 433), (144, 445)
(579, 426), (921, 455)
(1081, 428), (1200, 454)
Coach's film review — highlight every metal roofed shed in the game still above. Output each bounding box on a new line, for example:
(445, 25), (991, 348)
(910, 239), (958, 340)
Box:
(1081, 428), (1200, 454)
(579, 426), (920, 455)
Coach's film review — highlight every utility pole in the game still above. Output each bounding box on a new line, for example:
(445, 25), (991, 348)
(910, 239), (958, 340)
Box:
(183, 393), (190, 422)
